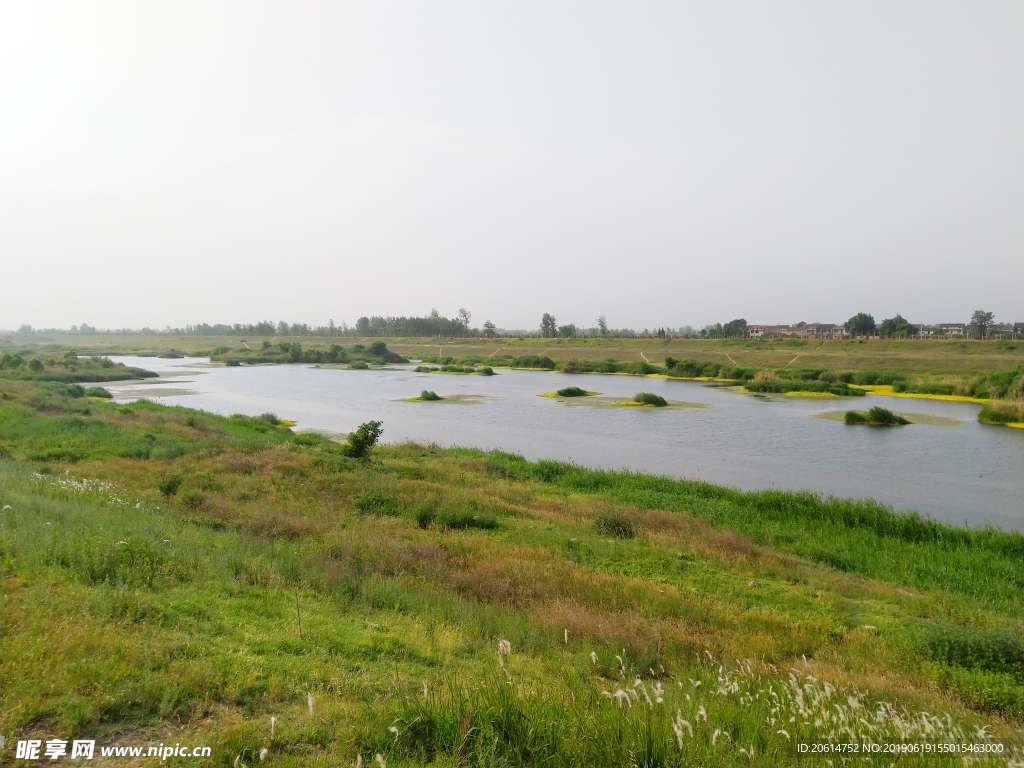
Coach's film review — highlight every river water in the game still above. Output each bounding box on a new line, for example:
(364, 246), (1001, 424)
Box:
(105, 357), (1022, 532)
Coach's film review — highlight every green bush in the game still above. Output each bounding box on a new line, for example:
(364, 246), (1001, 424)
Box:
(180, 489), (205, 509)
(415, 366), (439, 373)
(594, 510), (636, 539)
(479, 367), (494, 376)
(350, 490), (399, 516)
(556, 386), (588, 397)
(349, 361), (369, 370)
(414, 501), (436, 529)
(84, 387), (112, 399)
(845, 408), (909, 426)
(420, 390), (441, 401)
(158, 474), (183, 497)
(345, 420), (383, 459)
(634, 392), (667, 407)
(66, 384), (85, 398)
(439, 512), (497, 530)
(868, 407), (909, 425)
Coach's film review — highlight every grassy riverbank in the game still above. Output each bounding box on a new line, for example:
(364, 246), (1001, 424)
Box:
(1, 377), (1021, 766)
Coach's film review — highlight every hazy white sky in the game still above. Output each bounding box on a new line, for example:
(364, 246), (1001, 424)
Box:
(2, 2), (1022, 331)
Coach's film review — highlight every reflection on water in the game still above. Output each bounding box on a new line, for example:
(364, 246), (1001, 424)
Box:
(106, 357), (1023, 531)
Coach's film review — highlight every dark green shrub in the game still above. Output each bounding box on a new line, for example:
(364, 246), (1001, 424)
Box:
(867, 407), (909, 425)
(257, 412), (280, 426)
(595, 510), (636, 539)
(345, 420), (383, 459)
(350, 490), (399, 516)
(479, 367), (494, 376)
(556, 387), (589, 397)
(844, 411), (868, 424)
(158, 475), (183, 496)
(28, 358), (44, 372)
(84, 387), (112, 398)
(634, 392), (667, 407)
(414, 501), (436, 529)
(440, 512), (497, 530)
(349, 361), (369, 370)
(415, 366), (439, 373)
(66, 384), (85, 398)
(181, 489), (205, 509)
(420, 390), (441, 401)
(226, 359), (241, 367)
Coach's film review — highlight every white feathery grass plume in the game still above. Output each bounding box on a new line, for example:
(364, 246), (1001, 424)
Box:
(423, 681), (428, 698)
(653, 682), (665, 704)
(564, 629), (568, 644)
(590, 651), (598, 664)
(389, 726), (400, 742)
(234, 755), (241, 768)
(259, 748), (268, 762)
(688, 678), (701, 688)
(497, 638), (511, 667)
(612, 689), (631, 708)
(374, 754), (386, 768)
(307, 692), (314, 716)
(696, 705), (706, 723)
(670, 711), (686, 749)
(271, 716), (276, 737)
(777, 729), (790, 741)
(355, 754), (361, 768)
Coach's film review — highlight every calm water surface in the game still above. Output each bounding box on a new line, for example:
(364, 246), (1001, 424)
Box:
(106, 357), (1023, 531)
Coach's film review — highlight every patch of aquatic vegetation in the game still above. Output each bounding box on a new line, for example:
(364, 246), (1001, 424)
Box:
(557, 396), (708, 410)
(814, 411), (961, 427)
(415, 365), (495, 375)
(539, 387), (600, 398)
(399, 394), (493, 405)
(845, 407), (910, 426)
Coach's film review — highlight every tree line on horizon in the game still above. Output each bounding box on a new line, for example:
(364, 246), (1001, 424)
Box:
(8, 310), (1009, 340)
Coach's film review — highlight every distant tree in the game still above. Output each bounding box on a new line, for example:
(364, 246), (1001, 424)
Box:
(878, 314), (915, 338)
(28, 358), (44, 372)
(794, 321), (807, 329)
(722, 318), (748, 338)
(844, 313), (876, 338)
(540, 313), (557, 337)
(355, 317), (370, 335)
(328, 318), (336, 336)
(970, 310), (995, 338)
(458, 308), (471, 335)
(597, 316), (609, 337)
(558, 324), (576, 338)
(482, 320), (497, 338)
(17, 324), (32, 334)
(277, 321), (289, 335)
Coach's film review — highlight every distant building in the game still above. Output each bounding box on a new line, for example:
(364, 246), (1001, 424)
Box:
(748, 325), (766, 338)
(939, 324), (966, 337)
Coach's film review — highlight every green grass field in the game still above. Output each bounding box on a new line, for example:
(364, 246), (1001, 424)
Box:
(1, 377), (1021, 766)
